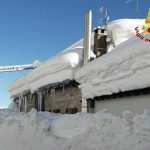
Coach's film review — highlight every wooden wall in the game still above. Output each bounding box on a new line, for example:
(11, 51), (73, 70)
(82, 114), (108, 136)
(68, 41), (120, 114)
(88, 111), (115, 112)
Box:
(14, 81), (82, 114)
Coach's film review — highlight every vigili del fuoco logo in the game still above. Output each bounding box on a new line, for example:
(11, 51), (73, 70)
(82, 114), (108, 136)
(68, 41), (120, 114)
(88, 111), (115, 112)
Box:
(135, 8), (150, 42)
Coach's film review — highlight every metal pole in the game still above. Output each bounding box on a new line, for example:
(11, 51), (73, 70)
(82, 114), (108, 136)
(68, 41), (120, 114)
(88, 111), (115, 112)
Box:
(83, 10), (92, 65)
(24, 96), (27, 113)
(82, 10), (92, 113)
(136, 0), (139, 18)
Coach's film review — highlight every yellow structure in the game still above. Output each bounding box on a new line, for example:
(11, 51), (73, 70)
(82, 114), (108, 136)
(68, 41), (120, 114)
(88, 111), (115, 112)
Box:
(145, 8), (150, 24)
(142, 8), (150, 33)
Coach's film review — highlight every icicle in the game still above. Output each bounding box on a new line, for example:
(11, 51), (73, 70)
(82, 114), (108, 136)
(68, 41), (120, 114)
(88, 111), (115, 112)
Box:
(38, 91), (42, 111)
(38, 92), (40, 111)
(50, 89), (55, 111)
(51, 89), (55, 100)
(24, 96), (27, 113)
(53, 89), (56, 101)
(62, 84), (65, 94)
(40, 92), (42, 111)
(18, 95), (22, 112)
(50, 89), (53, 98)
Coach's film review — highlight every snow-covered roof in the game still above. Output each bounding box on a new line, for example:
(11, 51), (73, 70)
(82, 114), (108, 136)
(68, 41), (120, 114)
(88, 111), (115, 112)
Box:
(106, 19), (144, 48)
(8, 18), (145, 97)
(26, 46), (84, 93)
(8, 47), (82, 96)
(8, 36), (95, 97)
(75, 32), (150, 99)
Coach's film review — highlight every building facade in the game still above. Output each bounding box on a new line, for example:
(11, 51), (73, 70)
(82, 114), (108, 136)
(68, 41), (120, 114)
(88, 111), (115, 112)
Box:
(87, 87), (150, 114)
(13, 80), (82, 113)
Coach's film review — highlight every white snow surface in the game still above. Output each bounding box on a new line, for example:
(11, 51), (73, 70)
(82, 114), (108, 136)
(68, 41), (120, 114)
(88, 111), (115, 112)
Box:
(107, 19), (144, 48)
(75, 33), (150, 99)
(8, 46), (85, 96)
(8, 19), (144, 97)
(0, 108), (150, 150)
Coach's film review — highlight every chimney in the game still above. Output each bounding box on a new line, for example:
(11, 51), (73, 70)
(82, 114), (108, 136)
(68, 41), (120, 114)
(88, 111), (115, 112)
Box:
(83, 10), (92, 65)
(94, 27), (107, 58)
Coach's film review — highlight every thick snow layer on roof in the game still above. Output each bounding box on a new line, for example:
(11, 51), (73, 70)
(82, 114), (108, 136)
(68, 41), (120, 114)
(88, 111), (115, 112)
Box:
(1, 108), (150, 150)
(26, 46), (85, 92)
(8, 46), (85, 96)
(8, 76), (29, 96)
(75, 34), (150, 99)
(8, 18), (144, 97)
(8, 33), (96, 96)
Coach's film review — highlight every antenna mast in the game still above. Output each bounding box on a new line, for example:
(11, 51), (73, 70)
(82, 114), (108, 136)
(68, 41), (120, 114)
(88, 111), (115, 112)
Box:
(125, 0), (139, 18)
(99, 7), (110, 28)
(136, 0), (139, 18)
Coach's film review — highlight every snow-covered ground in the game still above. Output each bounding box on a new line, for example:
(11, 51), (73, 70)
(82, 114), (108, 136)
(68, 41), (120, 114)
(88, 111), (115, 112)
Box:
(0, 108), (150, 150)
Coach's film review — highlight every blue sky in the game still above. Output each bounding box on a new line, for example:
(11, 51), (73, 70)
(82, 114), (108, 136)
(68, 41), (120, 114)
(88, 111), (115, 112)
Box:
(0, 0), (149, 107)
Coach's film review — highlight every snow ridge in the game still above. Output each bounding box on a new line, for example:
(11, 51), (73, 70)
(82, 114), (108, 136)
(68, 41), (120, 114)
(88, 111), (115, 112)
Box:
(0, 109), (150, 150)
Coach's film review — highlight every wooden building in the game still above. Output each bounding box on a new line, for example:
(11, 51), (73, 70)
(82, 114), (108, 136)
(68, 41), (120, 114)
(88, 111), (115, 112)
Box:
(9, 25), (108, 114)
(12, 80), (82, 113)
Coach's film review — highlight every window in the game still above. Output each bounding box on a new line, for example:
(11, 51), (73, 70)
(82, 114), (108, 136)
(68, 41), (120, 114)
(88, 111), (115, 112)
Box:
(66, 107), (78, 114)
(53, 109), (61, 113)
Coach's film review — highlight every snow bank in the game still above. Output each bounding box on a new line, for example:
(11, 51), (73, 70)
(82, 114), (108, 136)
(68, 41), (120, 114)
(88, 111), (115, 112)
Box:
(0, 109), (150, 150)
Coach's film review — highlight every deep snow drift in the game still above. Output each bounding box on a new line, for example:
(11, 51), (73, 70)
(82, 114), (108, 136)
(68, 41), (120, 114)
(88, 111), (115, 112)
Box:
(0, 108), (150, 150)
